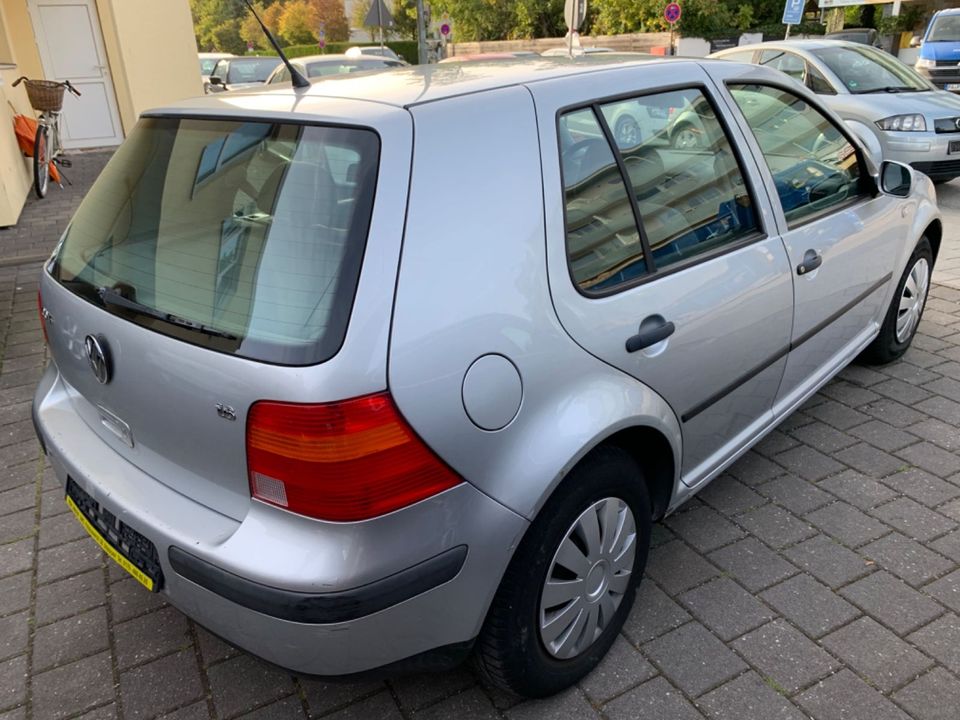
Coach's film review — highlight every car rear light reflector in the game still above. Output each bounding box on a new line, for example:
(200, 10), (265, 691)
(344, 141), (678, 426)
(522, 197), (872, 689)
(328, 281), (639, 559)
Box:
(246, 392), (462, 521)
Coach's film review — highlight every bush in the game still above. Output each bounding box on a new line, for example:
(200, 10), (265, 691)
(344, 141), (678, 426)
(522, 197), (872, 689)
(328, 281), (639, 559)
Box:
(262, 40), (419, 64)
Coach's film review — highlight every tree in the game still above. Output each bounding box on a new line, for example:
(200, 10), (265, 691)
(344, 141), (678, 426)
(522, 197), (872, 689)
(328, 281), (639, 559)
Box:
(352, 0), (379, 41)
(190, 0), (244, 51)
(240, 2), (273, 50)
(309, 0), (351, 42)
(392, 0), (418, 40)
(280, 0), (319, 44)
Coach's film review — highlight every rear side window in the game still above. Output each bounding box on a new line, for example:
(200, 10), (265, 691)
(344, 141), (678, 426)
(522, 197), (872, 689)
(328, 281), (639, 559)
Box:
(559, 87), (760, 293)
(52, 117), (380, 365)
(728, 84), (864, 226)
(227, 59), (280, 84)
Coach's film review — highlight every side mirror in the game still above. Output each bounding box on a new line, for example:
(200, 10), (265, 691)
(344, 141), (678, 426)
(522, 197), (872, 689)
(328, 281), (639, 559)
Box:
(209, 76), (224, 86)
(910, 36), (922, 48)
(880, 160), (912, 197)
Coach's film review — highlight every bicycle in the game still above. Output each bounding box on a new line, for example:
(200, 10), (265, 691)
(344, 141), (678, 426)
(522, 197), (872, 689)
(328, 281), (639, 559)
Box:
(12, 77), (81, 199)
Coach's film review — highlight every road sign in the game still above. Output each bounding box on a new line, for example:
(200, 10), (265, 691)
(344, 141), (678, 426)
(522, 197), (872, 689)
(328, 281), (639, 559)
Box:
(364, 0), (394, 28)
(440, 23), (451, 37)
(664, 2), (682, 24)
(564, 0), (588, 32)
(782, 0), (804, 25)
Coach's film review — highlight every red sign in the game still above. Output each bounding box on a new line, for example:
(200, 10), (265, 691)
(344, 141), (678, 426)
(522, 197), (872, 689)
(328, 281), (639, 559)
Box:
(664, 2), (682, 24)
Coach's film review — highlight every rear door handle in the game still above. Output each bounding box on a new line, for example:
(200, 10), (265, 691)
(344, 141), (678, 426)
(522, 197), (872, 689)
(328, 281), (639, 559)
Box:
(626, 314), (675, 353)
(797, 249), (823, 276)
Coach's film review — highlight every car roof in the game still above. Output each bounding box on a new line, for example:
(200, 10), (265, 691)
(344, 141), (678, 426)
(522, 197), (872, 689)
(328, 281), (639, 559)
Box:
(715, 38), (877, 53)
(935, 7), (960, 15)
(170, 55), (698, 112)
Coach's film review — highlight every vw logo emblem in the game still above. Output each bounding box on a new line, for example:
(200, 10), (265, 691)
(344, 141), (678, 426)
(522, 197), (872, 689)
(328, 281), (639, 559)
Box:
(84, 335), (111, 385)
(955, 118), (960, 130)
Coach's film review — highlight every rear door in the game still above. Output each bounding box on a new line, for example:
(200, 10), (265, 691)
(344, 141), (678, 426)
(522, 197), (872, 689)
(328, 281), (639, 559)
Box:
(531, 63), (794, 485)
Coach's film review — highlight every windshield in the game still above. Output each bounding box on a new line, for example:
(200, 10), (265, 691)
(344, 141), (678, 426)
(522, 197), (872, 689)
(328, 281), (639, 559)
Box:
(929, 14), (960, 41)
(813, 46), (930, 93)
(52, 117), (380, 365)
(227, 59), (281, 84)
(306, 59), (389, 77)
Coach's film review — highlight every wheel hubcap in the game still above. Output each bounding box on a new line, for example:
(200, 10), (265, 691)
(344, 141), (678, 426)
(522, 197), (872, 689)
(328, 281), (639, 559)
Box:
(617, 119), (639, 147)
(896, 257), (930, 344)
(539, 497), (637, 660)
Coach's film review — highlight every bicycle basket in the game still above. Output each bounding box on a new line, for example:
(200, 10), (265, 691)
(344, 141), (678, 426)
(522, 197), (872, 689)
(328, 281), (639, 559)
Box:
(22, 80), (66, 113)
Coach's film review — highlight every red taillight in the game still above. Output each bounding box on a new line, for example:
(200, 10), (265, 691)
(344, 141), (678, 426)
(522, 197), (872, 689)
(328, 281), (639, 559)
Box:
(246, 392), (462, 521)
(38, 290), (48, 344)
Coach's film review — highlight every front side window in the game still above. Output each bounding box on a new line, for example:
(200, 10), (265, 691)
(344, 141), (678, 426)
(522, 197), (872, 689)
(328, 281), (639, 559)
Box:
(729, 84), (864, 225)
(560, 87), (760, 292)
(759, 50), (805, 82)
(227, 59), (281, 84)
(52, 117), (380, 365)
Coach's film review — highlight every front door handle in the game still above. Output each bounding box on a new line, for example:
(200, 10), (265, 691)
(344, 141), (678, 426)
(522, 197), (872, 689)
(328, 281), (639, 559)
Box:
(797, 249), (823, 276)
(626, 314), (675, 353)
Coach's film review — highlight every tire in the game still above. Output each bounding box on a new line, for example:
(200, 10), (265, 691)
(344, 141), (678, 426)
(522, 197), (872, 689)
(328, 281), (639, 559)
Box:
(614, 115), (641, 149)
(33, 125), (49, 199)
(859, 237), (933, 365)
(671, 123), (700, 149)
(474, 445), (652, 698)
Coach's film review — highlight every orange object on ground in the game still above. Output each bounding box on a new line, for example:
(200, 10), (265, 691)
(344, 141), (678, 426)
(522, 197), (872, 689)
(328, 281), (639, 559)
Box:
(13, 114), (61, 184)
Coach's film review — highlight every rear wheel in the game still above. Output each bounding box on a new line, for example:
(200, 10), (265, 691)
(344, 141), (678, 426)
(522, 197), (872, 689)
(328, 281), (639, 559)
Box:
(859, 237), (932, 365)
(474, 446), (651, 697)
(33, 124), (49, 199)
(614, 115), (641, 149)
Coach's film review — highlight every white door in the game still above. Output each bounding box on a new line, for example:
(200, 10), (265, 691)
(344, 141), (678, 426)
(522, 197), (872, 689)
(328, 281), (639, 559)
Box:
(28, 0), (123, 148)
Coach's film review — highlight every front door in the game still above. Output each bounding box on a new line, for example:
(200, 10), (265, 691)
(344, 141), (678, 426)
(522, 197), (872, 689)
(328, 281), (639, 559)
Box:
(28, 0), (124, 148)
(532, 63), (794, 486)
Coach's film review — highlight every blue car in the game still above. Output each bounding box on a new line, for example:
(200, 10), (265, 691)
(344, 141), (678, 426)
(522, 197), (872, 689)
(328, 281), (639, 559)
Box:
(915, 8), (960, 93)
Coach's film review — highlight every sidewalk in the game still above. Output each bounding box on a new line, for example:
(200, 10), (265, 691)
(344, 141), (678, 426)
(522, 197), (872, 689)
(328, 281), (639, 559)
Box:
(2, 160), (960, 719)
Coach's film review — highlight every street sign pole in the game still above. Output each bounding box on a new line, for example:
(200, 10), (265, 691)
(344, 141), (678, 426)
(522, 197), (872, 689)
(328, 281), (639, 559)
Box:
(664, 3), (681, 56)
(416, 0), (428, 64)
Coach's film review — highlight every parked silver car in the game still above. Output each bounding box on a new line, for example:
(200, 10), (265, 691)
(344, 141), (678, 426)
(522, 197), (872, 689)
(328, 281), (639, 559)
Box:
(34, 57), (940, 697)
(712, 39), (960, 182)
(264, 53), (405, 84)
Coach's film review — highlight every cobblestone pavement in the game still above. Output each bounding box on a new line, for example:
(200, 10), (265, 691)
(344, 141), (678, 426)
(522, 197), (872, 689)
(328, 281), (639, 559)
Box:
(2, 154), (960, 719)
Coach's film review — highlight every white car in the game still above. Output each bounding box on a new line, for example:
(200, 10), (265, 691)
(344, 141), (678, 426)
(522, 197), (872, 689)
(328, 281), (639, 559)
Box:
(345, 45), (407, 64)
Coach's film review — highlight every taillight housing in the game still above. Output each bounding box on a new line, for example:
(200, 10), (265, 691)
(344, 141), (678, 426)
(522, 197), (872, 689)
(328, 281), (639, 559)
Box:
(246, 392), (462, 522)
(38, 289), (48, 344)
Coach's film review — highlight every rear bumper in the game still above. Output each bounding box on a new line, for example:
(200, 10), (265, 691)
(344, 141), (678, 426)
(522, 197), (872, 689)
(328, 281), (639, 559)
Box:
(33, 363), (528, 675)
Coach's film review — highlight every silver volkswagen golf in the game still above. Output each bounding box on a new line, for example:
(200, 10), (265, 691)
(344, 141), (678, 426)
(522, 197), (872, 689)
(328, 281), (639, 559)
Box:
(33, 56), (941, 697)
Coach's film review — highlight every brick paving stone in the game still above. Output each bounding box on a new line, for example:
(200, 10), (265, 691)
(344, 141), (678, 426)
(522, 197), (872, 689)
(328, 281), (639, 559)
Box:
(915, 395), (960, 426)
(863, 398), (927, 428)
(31, 651), (114, 720)
(778, 411), (815, 433)
(0, 655), (26, 712)
(119, 650), (204, 719)
(834, 443), (906, 478)
(645, 540), (718, 595)
(796, 669), (910, 720)
(821, 617), (933, 693)
(0, 510), (34, 546)
(805, 502), (889, 547)
(925, 569), (960, 614)
(908, 418), (960, 452)
(643, 622), (747, 697)
(0, 462), (36, 493)
(0, 538), (33, 578)
(413, 688), (498, 720)
(650, 522), (674, 547)
(39, 487), (68, 519)
(0, 708), (25, 720)
(872, 377), (934, 405)
(665, 506), (745, 553)
(697, 478), (765, 516)
(300, 678), (384, 717)
(840, 571), (943, 634)
(391, 668), (476, 713)
(194, 624), (240, 666)
(0, 485), (35, 517)
(757, 475), (832, 515)
(697, 672), (805, 720)
(602, 677), (703, 720)
(938, 498), (960, 522)
(820, 470), (898, 510)
(883, 468), (960, 508)
(207, 654), (295, 719)
(71, 704), (117, 720)
(505, 688), (597, 720)
(783, 535), (872, 588)
(109, 576), (168, 623)
(0, 610), (27, 663)
(898, 442), (960, 478)
(234, 696), (305, 719)
(839, 364), (888, 386)
(579, 635), (657, 704)
(726, 452), (784, 486)
(678, 577), (774, 641)
(774, 445), (844, 482)
(788, 422), (857, 454)
(806, 400), (870, 430)
(735, 505), (816, 549)
(891, 668), (960, 720)
(32, 607), (108, 672)
(35, 569), (105, 625)
(731, 619), (839, 694)
(754, 430), (800, 458)
(931, 528), (960, 563)
(38, 511), (89, 550)
(822, 381), (882, 407)
(707, 537), (798, 593)
(880, 361), (941, 385)
(924, 376), (960, 403)
(908, 614), (960, 675)
(114, 607), (192, 670)
(760, 574), (859, 638)
(0, 572), (29, 617)
(872, 498), (957, 542)
(36, 537), (101, 584)
(862, 532), (955, 587)
(623, 580), (691, 645)
(325, 692), (405, 720)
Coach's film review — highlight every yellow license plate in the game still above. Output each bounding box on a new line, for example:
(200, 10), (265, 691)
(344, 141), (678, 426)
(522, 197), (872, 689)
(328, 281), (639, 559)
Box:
(66, 494), (155, 591)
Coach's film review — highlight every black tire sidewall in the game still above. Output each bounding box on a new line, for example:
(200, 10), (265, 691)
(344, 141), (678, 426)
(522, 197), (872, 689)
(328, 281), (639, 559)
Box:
(867, 238), (933, 364)
(480, 446), (652, 697)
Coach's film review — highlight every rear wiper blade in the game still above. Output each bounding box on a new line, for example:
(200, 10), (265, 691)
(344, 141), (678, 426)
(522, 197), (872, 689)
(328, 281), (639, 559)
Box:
(99, 287), (238, 341)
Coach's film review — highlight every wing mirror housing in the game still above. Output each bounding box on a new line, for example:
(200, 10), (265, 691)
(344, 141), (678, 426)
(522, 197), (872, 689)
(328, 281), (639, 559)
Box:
(909, 35), (922, 48)
(209, 76), (224, 86)
(879, 160), (912, 197)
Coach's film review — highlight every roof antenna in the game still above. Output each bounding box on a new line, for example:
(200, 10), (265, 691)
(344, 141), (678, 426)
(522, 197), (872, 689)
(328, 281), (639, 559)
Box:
(241, 0), (309, 89)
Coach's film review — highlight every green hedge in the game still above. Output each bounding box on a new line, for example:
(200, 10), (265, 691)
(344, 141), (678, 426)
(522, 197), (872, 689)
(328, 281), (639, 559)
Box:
(259, 40), (419, 64)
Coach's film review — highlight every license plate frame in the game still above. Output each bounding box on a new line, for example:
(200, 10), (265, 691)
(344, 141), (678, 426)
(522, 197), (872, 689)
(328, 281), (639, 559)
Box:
(65, 478), (163, 592)
(947, 83), (960, 91)
(950, 141), (960, 155)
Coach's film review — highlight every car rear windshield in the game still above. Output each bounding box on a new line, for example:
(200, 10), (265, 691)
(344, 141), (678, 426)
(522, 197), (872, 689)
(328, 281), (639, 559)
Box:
(51, 116), (380, 365)
(227, 59), (281, 83)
